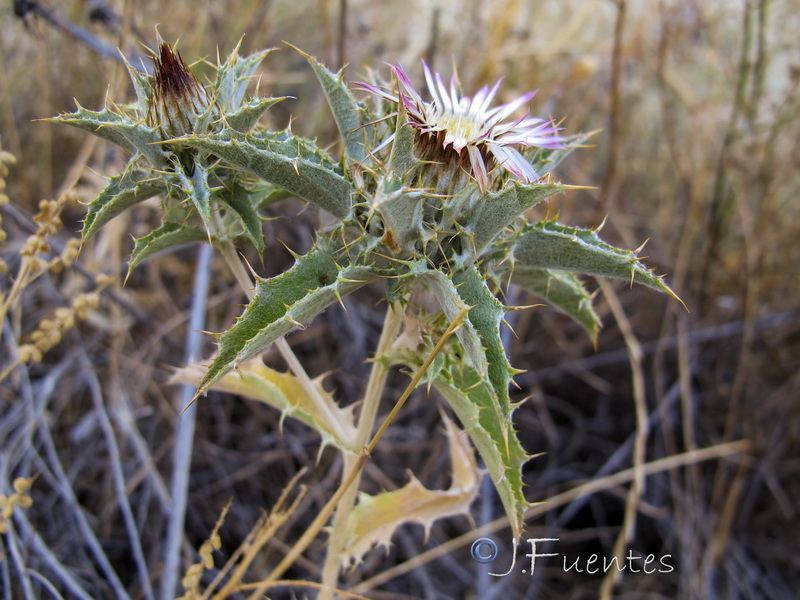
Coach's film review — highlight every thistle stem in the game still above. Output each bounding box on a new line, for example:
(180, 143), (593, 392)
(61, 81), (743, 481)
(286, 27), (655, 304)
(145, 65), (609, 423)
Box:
(319, 300), (405, 599)
(256, 305), (466, 598)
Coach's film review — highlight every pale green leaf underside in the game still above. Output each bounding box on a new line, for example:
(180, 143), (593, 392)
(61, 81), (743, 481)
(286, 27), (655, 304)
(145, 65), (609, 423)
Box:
(509, 266), (600, 339)
(513, 221), (679, 299)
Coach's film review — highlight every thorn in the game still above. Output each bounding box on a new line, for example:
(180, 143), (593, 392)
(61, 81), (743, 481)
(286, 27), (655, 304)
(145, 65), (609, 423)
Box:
(182, 390), (202, 414)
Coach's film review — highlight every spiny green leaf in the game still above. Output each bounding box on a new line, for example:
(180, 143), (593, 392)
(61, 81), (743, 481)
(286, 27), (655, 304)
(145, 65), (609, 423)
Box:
(219, 179), (265, 252)
(128, 221), (208, 273)
(199, 246), (379, 395)
(509, 266), (600, 339)
(120, 53), (151, 113)
(172, 131), (353, 219)
(414, 264), (488, 378)
(374, 185), (430, 255)
(388, 102), (418, 178)
(82, 169), (165, 242)
(433, 366), (529, 542)
(303, 52), (372, 163)
(224, 97), (287, 133)
(513, 221), (681, 301)
(180, 163), (214, 236)
(214, 46), (273, 113)
(466, 181), (567, 258)
(452, 265), (515, 418)
(52, 106), (167, 167)
(385, 309), (529, 540)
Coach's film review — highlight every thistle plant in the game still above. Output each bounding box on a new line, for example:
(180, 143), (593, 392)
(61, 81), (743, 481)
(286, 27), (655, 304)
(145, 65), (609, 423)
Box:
(54, 41), (679, 596)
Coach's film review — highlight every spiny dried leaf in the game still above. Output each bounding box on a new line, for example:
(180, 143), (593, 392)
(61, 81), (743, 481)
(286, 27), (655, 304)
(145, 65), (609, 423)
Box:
(172, 360), (357, 451)
(341, 417), (480, 565)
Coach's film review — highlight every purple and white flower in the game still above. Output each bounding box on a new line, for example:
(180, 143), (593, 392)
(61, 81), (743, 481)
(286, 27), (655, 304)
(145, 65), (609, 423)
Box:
(358, 62), (564, 193)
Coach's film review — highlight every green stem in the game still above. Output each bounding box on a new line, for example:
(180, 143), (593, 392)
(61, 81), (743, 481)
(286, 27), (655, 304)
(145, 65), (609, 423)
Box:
(319, 300), (405, 600)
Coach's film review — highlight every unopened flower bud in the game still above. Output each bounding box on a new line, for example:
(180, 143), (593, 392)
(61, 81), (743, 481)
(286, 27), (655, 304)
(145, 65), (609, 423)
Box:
(148, 43), (214, 138)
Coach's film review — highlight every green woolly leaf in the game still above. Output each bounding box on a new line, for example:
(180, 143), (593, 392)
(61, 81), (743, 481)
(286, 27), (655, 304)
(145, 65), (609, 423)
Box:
(451, 266), (515, 419)
(199, 246), (379, 395)
(374, 185), (430, 255)
(180, 163), (214, 236)
(51, 106), (167, 167)
(120, 53), (151, 114)
(388, 102), (418, 178)
(214, 46), (274, 112)
(173, 130), (353, 219)
(220, 179), (265, 252)
(413, 264), (488, 378)
(304, 53), (372, 163)
(417, 264), (524, 533)
(225, 97), (287, 133)
(466, 181), (567, 257)
(510, 266), (600, 339)
(433, 367), (529, 542)
(513, 221), (681, 300)
(82, 169), (165, 242)
(128, 221), (208, 273)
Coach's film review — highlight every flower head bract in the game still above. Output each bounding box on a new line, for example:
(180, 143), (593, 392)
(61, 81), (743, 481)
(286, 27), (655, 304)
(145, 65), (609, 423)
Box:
(359, 61), (565, 194)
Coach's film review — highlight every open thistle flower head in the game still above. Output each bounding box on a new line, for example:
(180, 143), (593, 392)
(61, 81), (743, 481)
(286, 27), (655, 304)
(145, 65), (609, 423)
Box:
(148, 43), (216, 138)
(360, 62), (564, 194)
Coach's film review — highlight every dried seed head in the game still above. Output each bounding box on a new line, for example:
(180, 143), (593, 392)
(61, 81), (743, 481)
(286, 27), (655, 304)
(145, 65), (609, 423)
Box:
(148, 43), (213, 138)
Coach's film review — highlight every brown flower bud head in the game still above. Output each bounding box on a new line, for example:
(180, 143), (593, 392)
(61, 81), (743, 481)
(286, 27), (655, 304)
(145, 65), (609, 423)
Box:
(148, 43), (212, 138)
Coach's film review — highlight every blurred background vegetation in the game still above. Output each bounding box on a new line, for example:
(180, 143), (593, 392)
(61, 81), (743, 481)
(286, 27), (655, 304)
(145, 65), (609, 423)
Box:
(1, 0), (798, 598)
